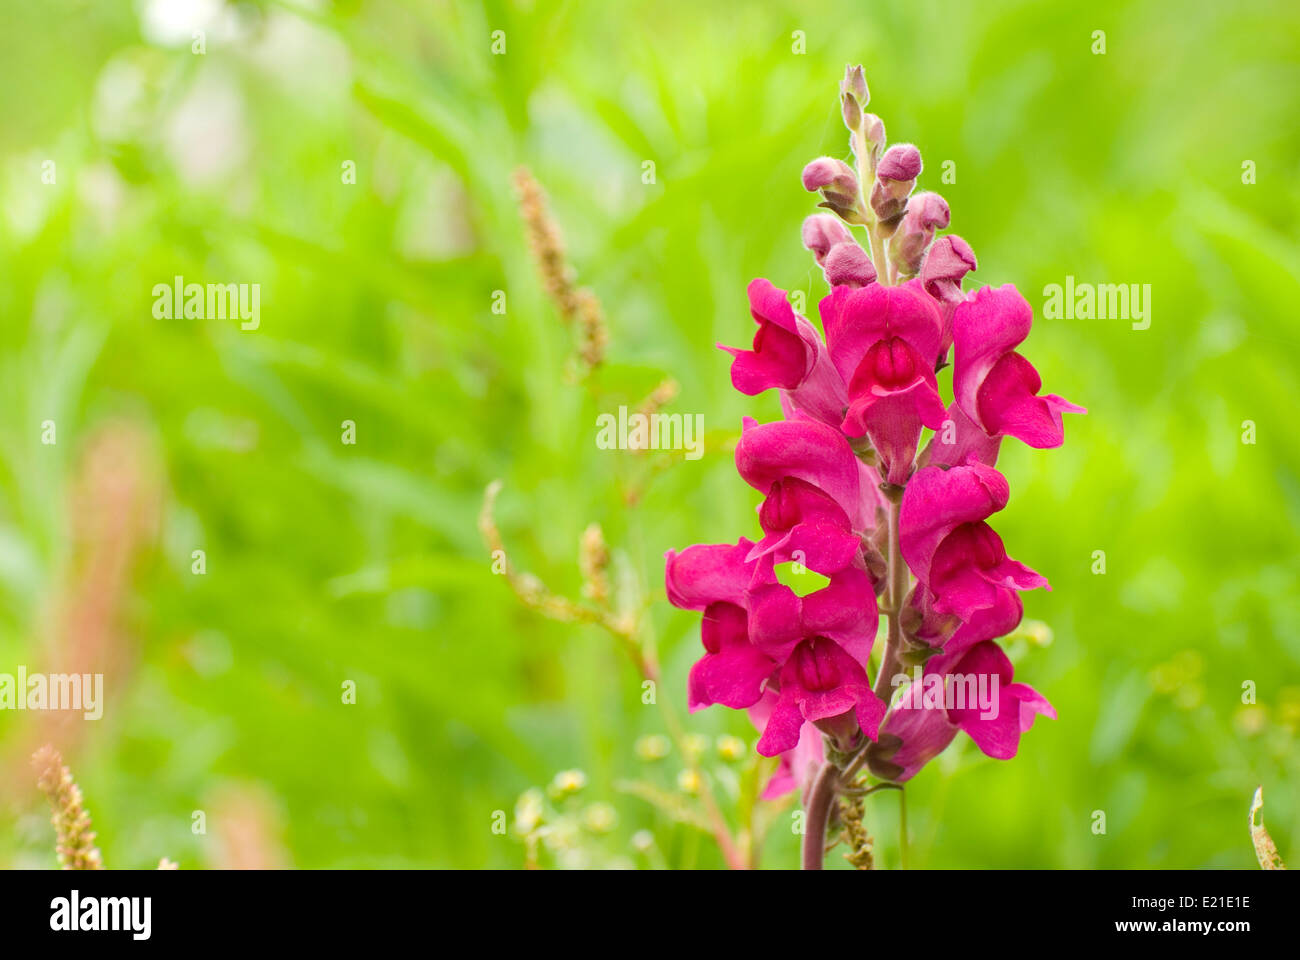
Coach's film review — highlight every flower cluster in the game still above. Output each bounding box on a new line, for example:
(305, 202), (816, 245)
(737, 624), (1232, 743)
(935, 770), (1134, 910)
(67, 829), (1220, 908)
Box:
(666, 66), (1084, 805)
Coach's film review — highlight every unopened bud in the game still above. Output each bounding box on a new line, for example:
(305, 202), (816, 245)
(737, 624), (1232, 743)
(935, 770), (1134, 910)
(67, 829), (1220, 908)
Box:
(890, 192), (950, 277)
(841, 64), (869, 104)
(823, 241), (877, 288)
(813, 709), (861, 752)
(841, 91), (862, 132)
(877, 143), (922, 181)
(840, 65), (869, 133)
(860, 114), (886, 166)
(920, 234), (978, 303)
(802, 157), (867, 225)
(870, 144), (922, 224)
(801, 214), (854, 264)
(801, 157), (857, 197)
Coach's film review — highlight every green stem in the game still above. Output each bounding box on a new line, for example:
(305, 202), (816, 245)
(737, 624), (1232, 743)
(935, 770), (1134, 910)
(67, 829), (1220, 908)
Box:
(852, 127), (891, 286)
(898, 786), (909, 869)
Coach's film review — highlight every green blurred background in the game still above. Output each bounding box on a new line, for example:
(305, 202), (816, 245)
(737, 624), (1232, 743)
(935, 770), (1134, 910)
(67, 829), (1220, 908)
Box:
(0, 0), (1297, 869)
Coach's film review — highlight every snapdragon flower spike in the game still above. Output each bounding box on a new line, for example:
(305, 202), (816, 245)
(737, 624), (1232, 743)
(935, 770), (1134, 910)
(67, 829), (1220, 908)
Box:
(756, 636), (885, 756)
(900, 463), (1048, 623)
(824, 282), (948, 484)
(952, 284), (1086, 448)
(669, 66), (1079, 816)
(867, 640), (1055, 782)
(721, 279), (848, 427)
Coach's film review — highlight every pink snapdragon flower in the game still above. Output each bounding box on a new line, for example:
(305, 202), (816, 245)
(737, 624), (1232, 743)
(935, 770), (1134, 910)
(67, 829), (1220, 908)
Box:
(756, 636), (885, 756)
(823, 282), (948, 484)
(867, 640), (1055, 782)
(721, 279), (848, 427)
(666, 540), (773, 712)
(900, 463), (1048, 623)
(952, 284), (1086, 448)
(663, 67), (1080, 851)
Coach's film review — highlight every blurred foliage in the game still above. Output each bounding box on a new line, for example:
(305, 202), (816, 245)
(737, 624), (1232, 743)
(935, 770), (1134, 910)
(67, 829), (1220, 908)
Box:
(0, 0), (1297, 868)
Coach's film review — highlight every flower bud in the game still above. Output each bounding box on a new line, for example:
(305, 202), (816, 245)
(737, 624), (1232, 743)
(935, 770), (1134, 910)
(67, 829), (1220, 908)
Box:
(920, 234), (977, 303)
(840, 65), (869, 133)
(802, 157), (867, 224)
(823, 241), (877, 288)
(921, 234), (977, 363)
(801, 213), (854, 265)
(841, 64), (869, 105)
(889, 191), (950, 277)
(801, 156), (857, 198)
(813, 708), (862, 752)
(841, 91), (862, 133)
(870, 143), (922, 223)
(860, 114), (886, 165)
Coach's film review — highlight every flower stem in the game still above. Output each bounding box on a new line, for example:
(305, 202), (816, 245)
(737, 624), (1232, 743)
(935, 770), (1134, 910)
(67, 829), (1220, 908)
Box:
(898, 786), (909, 869)
(851, 128), (891, 286)
(872, 492), (906, 704)
(801, 761), (841, 870)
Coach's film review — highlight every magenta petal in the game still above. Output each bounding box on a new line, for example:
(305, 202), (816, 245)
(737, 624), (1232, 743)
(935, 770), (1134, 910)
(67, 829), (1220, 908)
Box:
(853, 688), (887, 741)
(783, 315), (851, 427)
(826, 283), (944, 386)
(799, 689), (859, 723)
(751, 476), (862, 573)
(799, 566), (879, 663)
(899, 463), (1009, 586)
(735, 418), (865, 528)
(749, 522), (861, 573)
(946, 641), (1053, 760)
(687, 602), (776, 711)
(721, 279), (816, 395)
(749, 689), (825, 798)
(930, 563), (1001, 620)
(756, 688), (806, 756)
(745, 569), (805, 662)
(952, 284), (1033, 426)
(1013, 683), (1057, 731)
(843, 382), (948, 486)
(942, 590), (1024, 659)
(872, 677), (959, 782)
(926, 402), (1002, 469)
(953, 283), (1084, 445)
(665, 539), (757, 611)
(981, 553), (1050, 593)
(977, 352), (1086, 448)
